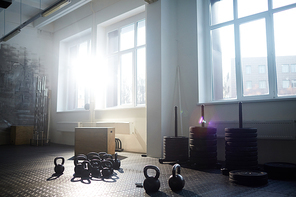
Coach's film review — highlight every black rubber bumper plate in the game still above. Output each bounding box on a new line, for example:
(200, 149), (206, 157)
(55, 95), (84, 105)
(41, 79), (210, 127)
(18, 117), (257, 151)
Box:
(229, 170), (268, 187)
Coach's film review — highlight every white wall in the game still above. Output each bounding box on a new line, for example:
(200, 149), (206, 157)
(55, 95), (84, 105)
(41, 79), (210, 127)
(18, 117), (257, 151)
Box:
(146, 0), (198, 158)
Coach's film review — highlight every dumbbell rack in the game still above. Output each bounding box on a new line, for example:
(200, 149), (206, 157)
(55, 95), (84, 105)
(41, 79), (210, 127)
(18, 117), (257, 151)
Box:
(30, 75), (50, 146)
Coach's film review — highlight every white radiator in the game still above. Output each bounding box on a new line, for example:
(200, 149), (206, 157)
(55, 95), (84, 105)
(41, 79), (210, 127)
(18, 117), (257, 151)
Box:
(210, 120), (296, 140)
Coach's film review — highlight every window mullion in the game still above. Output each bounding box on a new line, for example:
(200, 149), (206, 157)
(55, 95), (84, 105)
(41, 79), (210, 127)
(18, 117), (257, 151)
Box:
(234, 0), (243, 100)
(266, 2), (277, 98)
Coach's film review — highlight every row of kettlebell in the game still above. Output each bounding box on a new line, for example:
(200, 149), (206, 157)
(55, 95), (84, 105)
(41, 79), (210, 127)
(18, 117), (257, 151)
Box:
(143, 164), (185, 193)
(74, 152), (121, 178)
(53, 152), (121, 178)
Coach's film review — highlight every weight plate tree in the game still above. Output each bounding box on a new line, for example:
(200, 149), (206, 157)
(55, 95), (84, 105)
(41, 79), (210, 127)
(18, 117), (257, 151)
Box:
(224, 103), (258, 172)
(189, 105), (217, 169)
(159, 106), (189, 163)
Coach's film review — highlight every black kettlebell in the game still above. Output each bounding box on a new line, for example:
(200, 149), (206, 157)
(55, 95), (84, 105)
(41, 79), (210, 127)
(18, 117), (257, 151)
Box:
(90, 158), (101, 177)
(74, 155), (87, 176)
(168, 164), (185, 191)
(113, 153), (121, 170)
(101, 160), (114, 178)
(143, 165), (160, 193)
(102, 154), (115, 168)
(98, 152), (107, 159)
(54, 156), (65, 174)
(81, 160), (91, 178)
(87, 152), (101, 161)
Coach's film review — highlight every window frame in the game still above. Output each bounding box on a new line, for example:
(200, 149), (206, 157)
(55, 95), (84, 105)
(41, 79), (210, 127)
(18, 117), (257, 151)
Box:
(199, 0), (296, 104)
(100, 13), (146, 109)
(57, 29), (92, 112)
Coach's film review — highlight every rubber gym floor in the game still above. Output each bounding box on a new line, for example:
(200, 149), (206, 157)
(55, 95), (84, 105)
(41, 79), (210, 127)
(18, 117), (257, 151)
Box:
(0, 143), (295, 197)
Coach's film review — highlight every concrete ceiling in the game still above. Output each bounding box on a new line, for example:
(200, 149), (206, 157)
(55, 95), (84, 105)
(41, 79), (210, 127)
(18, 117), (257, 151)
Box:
(0, 0), (91, 38)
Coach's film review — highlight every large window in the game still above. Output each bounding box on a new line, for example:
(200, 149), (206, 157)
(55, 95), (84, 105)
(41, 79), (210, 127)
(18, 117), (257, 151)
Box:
(202, 0), (296, 102)
(104, 18), (146, 108)
(57, 30), (91, 111)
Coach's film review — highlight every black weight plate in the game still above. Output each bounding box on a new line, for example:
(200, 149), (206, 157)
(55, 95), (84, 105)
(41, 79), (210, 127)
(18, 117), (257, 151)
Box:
(190, 132), (217, 140)
(264, 162), (296, 173)
(190, 145), (217, 152)
(226, 160), (258, 166)
(225, 128), (257, 134)
(225, 146), (257, 152)
(225, 141), (257, 147)
(225, 150), (258, 156)
(225, 132), (257, 137)
(229, 170), (268, 181)
(190, 139), (217, 147)
(229, 177), (268, 187)
(225, 137), (257, 142)
(190, 158), (217, 165)
(263, 162), (296, 180)
(190, 126), (217, 135)
(225, 155), (258, 162)
(190, 151), (217, 158)
(226, 165), (259, 171)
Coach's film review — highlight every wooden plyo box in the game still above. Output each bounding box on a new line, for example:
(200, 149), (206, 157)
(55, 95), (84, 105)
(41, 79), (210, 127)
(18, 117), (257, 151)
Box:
(11, 126), (34, 145)
(75, 127), (115, 156)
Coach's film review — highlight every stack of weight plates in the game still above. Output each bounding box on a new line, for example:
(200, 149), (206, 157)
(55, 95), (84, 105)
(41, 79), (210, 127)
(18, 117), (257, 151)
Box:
(161, 136), (189, 162)
(225, 128), (258, 171)
(189, 126), (217, 168)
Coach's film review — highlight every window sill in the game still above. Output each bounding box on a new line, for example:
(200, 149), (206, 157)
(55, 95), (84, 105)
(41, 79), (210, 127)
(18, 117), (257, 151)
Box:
(198, 96), (296, 106)
(56, 109), (88, 113)
(95, 106), (146, 111)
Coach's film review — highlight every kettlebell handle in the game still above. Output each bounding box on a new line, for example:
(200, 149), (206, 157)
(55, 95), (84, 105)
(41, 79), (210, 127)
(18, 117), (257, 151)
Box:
(144, 165), (160, 180)
(54, 156), (65, 166)
(172, 163), (181, 177)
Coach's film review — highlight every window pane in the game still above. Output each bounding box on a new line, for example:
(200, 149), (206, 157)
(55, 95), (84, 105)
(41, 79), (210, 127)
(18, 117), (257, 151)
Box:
(273, 0), (296, 9)
(283, 80), (290, 88)
(120, 52), (133, 105)
(291, 64), (296, 72)
(106, 56), (118, 108)
(258, 65), (266, 73)
(137, 48), (146, 105)
(211, 25), (237, 100)
(211, 0), (233, 25)
(137, 20), (146, 46)
(237, 0), (268, 18)
(274, 8), (296, 96)
(120, 24), (134, 51)
(240, 19), (269, 96)
(108, 30), (118, 54)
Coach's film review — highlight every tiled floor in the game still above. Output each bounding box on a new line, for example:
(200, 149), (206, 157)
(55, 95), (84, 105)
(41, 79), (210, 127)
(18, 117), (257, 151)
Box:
(0, 144), (295, 196)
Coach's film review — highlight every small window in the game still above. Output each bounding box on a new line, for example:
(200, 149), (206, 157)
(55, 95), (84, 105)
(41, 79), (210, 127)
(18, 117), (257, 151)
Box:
(283, 80), (290, 88)
(259, 80), (266, 89)
(246, 81), (252, 89)
(245, 65), (252, 74)
(282, 64), (289, 73)
(292, 80), (296, 88)
(258, 65), (266, 74)
(291, 64), (296, 72)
